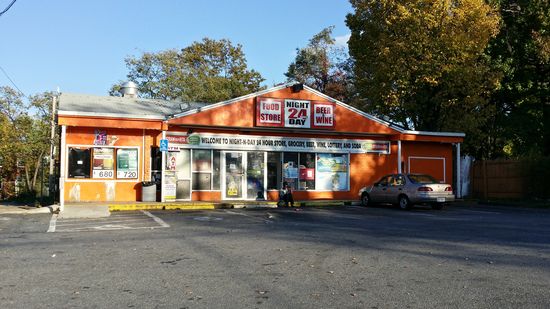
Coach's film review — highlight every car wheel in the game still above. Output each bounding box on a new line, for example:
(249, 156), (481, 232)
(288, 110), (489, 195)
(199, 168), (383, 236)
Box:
(361, 193), (370, 207)
(431, 203), (444, 210)
(398, 195), (412, 210)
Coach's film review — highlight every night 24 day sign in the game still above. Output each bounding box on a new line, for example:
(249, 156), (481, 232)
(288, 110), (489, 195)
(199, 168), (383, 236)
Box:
(256, 97), (335, 129)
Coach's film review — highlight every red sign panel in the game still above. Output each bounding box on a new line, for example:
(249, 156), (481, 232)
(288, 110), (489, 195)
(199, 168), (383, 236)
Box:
(311, 101), (335, 129)
(256, 97), (284, 127)
(256, 97), (335, 130)
(167, 135), (188, 144)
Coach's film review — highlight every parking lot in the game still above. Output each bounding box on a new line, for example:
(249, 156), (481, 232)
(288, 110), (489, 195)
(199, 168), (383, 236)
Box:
(1, 203), (550, 308)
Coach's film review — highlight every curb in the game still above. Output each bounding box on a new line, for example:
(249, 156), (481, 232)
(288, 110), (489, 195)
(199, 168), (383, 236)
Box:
(101, 200), (357, 212)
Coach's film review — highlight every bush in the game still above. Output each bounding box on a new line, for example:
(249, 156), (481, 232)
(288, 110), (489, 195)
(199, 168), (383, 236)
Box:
(521, 156), (550, 199)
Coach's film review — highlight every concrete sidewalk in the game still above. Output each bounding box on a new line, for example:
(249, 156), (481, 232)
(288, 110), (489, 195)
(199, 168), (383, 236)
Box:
(0, 202), (110, 218)
(58, 204), (110, 219)
(0, 203), (58, 215)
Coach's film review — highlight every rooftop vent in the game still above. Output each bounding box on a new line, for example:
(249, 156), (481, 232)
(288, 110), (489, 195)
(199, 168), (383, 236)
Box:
(120, 81), (138, 98)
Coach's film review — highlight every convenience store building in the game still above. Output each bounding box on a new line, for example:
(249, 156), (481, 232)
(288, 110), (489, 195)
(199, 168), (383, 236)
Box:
(57, 82), (464, 208)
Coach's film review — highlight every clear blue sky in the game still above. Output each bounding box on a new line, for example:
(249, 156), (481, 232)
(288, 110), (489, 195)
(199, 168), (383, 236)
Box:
(0, 0), (352, 97)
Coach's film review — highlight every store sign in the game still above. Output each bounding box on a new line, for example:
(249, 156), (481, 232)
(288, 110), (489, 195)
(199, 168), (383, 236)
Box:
(255, 97), (335, 130)
(167, 133), (390, 154)
(312, 102), (335, 128)
(285, 99), (311, 128)
(256, 98), (284, 127)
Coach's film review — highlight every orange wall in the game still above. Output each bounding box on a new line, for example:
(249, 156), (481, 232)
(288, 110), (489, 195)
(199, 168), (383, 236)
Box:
(168, 88), (400, 135)
(402, 142), (454, 184)
(63, 127), (163, 202)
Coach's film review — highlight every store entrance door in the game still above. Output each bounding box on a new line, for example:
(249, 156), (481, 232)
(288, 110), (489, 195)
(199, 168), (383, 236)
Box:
(222, 151), (266, 200)
(222, 151), (245, 200)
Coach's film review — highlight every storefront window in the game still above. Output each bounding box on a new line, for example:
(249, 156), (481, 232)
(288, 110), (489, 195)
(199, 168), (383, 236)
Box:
(299, 152), (316, 190)
(68, 148), (91, 178)
(283, 152), (299, 190)
(192, 149), (212, 190)
(92, 148), (114, 179)
(267, 152), (281, 190)
(116, 149), (138, 179)
(247, 152), (265, 199)
(316, 153), (349, 191)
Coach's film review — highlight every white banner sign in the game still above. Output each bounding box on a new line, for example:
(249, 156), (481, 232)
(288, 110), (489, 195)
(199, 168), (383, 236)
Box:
(168, 133), (391, 154)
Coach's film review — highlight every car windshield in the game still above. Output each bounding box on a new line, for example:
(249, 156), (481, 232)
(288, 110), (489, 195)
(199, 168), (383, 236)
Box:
(407, 174), (438, 184)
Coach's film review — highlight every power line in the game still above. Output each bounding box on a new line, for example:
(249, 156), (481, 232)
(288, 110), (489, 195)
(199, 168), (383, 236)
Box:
(0, 64), (26, 97)
(0, 0), (17, 17)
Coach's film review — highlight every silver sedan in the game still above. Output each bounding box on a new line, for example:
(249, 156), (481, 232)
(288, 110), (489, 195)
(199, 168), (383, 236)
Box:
(358, 173), (455, 210)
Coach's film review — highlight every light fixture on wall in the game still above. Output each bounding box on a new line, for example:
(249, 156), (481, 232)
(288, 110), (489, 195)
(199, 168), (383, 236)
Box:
(187, 128), (194, 135)
(292, 83), (304, 93)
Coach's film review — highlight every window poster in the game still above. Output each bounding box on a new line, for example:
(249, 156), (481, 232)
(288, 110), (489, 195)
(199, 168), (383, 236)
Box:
(316, 153), (348, 191)
(164, 170), (177, 202)
(92, 148), (114, 178)
(283, 161), (299, 179)
(117, 149), (138, 179)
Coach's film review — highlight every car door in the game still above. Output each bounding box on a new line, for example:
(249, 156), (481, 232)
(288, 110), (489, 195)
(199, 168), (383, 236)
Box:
(370, 175), (392, 203)
(385, 174), (406, 204)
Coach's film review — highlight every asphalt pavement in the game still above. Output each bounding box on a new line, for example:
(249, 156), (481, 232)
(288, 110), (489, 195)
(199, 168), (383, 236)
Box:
(1, 203), (549, 308)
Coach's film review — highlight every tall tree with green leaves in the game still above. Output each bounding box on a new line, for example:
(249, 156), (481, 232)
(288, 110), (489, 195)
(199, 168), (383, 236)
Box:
(285, 26), (355, 103)
(0, 86), (53, 198)
(346, 0), (501, 157)
(486, 0), (550, 157)
(111, 38), (265, 103)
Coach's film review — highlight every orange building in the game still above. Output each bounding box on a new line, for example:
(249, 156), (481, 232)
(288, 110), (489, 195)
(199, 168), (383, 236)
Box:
(57, 82), (464, 208)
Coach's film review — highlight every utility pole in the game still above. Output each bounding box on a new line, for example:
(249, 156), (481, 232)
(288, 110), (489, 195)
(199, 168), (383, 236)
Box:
(48, 95), (57, 199)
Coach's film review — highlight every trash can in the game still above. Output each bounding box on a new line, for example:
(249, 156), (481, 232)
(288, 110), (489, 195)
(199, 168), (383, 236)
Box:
(141, 181), (157, 202)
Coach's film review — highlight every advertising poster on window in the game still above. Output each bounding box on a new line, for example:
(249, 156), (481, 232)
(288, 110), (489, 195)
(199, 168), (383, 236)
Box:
(316, 153), (348, 190)
(116, 149), (138, 179)
(284, 99), (311, 128)
(92, 148), (114, 178)
(164, 171), (176, 202)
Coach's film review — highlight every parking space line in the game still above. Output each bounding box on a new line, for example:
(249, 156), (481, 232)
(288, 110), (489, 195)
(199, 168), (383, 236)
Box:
(224, 210), (273, 223)
(47, 214), (58, 233)
(141, 210), (170, 228)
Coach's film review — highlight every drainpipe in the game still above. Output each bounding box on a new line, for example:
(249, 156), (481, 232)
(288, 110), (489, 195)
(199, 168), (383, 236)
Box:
(59, 125), (66, 212)
(397, 140), (402, 174)
(456, 143), (461, 199)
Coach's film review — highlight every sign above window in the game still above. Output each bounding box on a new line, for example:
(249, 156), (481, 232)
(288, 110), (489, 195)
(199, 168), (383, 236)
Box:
(255, 97), (335, 130)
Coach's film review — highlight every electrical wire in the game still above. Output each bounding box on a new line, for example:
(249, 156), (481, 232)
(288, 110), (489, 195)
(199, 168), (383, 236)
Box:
(0, 0), (17, 17)
(0, 65), (26, 97)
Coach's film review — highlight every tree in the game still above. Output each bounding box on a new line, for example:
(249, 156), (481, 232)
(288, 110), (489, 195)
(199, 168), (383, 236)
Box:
(486, 0), (550, 157)
(0, 87), (53, 198)
(285, 27), (355, 103)
(346, 0), (501, 157)
(112, 38), (265, 103)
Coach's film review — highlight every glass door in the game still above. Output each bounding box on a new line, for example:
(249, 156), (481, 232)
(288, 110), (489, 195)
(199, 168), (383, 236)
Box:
(223, 152), (244, 199)
(246, 152), (266, 200)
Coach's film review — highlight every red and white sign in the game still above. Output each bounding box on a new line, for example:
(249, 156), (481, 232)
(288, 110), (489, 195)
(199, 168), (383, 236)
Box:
(256, 98), (284, 127)
(285, 99), (311, 128)
(255, 97), (335, 130)
(312, 102), (335, 129)
(167, 135), (188, 144)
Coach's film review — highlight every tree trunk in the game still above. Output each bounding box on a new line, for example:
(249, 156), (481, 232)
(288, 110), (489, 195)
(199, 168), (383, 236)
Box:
(31, 150), (45, 193)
